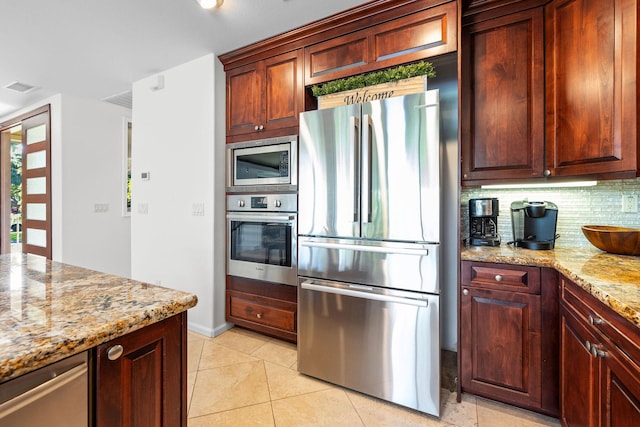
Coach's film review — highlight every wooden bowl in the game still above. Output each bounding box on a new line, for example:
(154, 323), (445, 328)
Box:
(581, 225), (640, 256)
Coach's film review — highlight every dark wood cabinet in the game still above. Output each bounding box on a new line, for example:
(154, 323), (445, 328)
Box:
(559, 276), (640, 427)
(226, 49), (303, 143)
(226, 275), (297, 343)
(460, 7), (545, 182)
(461, 0), (639, 185)
(545, 0), (638, 178)
(95, 313), (187, 427)
(460, 261), (559, 416)
(304, 1), (457, 86)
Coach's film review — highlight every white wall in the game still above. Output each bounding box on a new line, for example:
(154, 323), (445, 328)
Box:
(0, 94), (132, 277)
(131, 53), (228, 337)
(58, 95), (132, 276)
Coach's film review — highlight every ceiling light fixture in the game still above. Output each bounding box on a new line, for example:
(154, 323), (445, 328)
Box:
(197, 0), (223, 9)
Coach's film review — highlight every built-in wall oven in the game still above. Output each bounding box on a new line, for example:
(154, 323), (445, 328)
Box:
(226, 193), (297, 286)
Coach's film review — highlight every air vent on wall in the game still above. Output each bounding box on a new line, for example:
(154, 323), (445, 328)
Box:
(4, 81), (36, 93)
(102, 90), (132, 109)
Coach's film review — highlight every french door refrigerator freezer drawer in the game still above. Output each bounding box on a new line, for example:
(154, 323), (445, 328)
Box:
(298, 278), (440, 417)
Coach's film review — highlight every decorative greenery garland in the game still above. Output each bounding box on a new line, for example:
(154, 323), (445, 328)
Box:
(310, 61), (436, 97)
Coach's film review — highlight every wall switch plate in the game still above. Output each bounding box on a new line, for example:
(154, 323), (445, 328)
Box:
(138, 203), (149, 214)
(94, 203), (109, 213)
(141, 172), (150, 180)
(622, 194), (638, 213)
(192, 203), (205, 216)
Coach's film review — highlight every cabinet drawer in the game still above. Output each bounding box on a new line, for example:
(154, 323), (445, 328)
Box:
(229, 294), (296, 333)
(462, 261), (541, 294)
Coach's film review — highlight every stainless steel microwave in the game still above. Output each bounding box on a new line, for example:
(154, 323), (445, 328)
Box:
(226, 136), (297, 192)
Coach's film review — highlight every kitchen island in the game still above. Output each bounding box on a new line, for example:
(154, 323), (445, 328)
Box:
(0, 253), (197, 426)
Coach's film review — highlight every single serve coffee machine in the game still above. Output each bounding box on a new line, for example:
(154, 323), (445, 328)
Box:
(510, 200), (559, 249)
(469, 198), (500, 246)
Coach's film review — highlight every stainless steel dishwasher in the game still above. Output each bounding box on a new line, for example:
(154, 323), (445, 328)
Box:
(0, 351), (89, 427)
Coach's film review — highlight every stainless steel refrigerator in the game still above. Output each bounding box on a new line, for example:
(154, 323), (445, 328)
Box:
(297, 90), (442, 416)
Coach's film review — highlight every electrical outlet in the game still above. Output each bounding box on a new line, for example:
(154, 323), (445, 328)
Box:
(622, 195), (638, 213)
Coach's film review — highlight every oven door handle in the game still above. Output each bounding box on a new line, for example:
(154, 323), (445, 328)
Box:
(301, 281), (428, 307)
(227, 213), (295, 223)
(300, 240), (429, 256)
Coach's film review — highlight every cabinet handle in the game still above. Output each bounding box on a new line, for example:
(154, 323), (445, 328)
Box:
(585, 340), (607, 358)
(462, 289), (469, 296)
(259, 125), (264, 131)
(107, 344), (124, 361)
(589, 315), (604, 325)
(544, 169), (551, 177)
(494, 274), (503, 282)
(256, 313), (262, 319)
(254, 125), (259, 131)
(590, 344), (607, 358)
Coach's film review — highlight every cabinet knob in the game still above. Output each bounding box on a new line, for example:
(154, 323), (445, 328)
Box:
(254, 125), (259, 131)
(107, 344), (124, 361)
(463, 173), (468, 179)
(494, 274), (503, 282)
(256, 313), (262, 319)
(462, 289), (469, 296)
(258, 125), (264, 131)
(543, 169), (551, 177)
(588, 315), (603, 325)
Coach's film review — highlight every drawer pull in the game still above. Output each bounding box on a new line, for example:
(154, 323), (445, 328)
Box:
(256, 313), (263, 319)
(585, 341), (606, 358)
(462, 289), (469, 296)
(589, 315), (603, 325)
(107, 344), (124, 361)
(494, 274), (503, 282)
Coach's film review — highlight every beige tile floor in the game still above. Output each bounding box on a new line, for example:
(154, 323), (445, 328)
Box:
(187, 327), (561, 427)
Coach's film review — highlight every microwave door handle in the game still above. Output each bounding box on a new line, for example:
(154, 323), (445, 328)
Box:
(351, 115), (360, 223)
(301, 280), (428, 308)
(361, 114), (372, 224)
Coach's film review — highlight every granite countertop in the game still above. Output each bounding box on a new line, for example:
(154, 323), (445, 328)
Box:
(0, 253), (198, 383)
(461, 245), (640, 328)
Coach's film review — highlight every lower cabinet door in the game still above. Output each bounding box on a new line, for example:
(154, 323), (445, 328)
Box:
(559, 306), (599, 427)
(460, 286), (542, 409)
(95, 313), (186, 427)
(600, 345), (640, 427)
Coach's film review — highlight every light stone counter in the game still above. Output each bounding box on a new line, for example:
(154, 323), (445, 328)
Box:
(461, 245), (640, 328)
(0, 253), (197, 383)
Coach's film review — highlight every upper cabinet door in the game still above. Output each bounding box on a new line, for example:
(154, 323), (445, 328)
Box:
(461, 8), (545, 183)
(226, 61), (264, 138)
(545, 0), (638, 177)
(304, 1), (457, 86)
(263, 50), (304, 132)
(226, 50), (303, 143)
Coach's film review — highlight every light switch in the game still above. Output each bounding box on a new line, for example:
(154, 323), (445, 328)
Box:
(192, 203), (205, 216)
(138, 203), (149, 214)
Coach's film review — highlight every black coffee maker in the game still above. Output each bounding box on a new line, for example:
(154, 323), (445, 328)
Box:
(510, 200), (559, 249)
(469, 198), (500, 246)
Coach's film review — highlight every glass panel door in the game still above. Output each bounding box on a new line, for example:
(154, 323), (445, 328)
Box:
(21, 107), (51, 258)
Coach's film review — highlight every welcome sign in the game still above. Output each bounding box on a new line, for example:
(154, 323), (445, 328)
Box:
(318, 75), (428, 109)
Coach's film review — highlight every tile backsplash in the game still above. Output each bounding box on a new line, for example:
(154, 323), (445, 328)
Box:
(461, 178), (640, 248)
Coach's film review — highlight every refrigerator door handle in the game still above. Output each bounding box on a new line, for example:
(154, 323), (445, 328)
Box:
(350, 115), (360, 223)
(301, 280), (429, 307)
(361, 114), (372, 223)
(300, 239), (429, 256)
